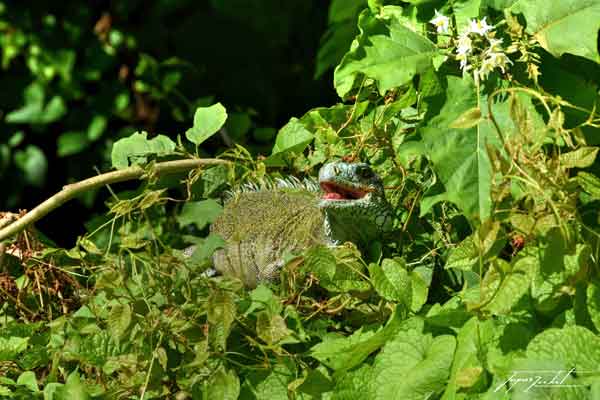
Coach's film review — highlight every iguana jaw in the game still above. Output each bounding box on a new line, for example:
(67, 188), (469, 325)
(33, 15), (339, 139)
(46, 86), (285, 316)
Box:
(319, 181), (369, 202)
(317, 161), (382, 207)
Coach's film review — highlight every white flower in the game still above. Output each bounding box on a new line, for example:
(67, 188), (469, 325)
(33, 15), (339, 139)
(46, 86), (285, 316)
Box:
(487, 38), (504, 53)
(487, 52), (513, 73)
(430, 10), (450, 34)
(456, 32), (472, 55)
(468, 17), (493, 36)
(477, 57), (496, 80)
(476, 52), (513, 80)
(456, 52), (470, 72)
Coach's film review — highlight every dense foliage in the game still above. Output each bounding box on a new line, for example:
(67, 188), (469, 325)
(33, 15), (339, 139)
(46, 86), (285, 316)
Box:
(2, 0), (600, 399)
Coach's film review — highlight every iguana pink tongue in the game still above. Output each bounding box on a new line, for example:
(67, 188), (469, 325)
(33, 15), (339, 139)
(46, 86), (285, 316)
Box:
(323, 192), (344, 200)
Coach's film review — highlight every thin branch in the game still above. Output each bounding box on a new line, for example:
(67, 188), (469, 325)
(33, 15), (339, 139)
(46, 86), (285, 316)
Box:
(0, 158), (229, 242)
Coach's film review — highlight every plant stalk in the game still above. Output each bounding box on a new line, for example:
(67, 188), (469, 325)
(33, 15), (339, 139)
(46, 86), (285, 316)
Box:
(0, 158), (229, 242)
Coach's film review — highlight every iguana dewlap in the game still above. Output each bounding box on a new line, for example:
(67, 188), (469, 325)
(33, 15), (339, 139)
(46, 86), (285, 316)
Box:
(210, 162), (393, 287)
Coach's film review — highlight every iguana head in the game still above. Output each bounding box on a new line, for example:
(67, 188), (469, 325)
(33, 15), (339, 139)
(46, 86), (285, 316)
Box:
(318, 162), (393, 246)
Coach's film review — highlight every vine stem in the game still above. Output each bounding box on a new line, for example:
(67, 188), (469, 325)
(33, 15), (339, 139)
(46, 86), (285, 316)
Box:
(0, 158), (229, 242)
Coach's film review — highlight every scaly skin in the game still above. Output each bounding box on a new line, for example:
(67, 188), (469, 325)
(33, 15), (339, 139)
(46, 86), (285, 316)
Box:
(210, 162), (393, 287)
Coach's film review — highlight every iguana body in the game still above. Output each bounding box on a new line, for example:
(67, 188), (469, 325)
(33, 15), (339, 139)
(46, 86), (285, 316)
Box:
(210, 162), (393, 287)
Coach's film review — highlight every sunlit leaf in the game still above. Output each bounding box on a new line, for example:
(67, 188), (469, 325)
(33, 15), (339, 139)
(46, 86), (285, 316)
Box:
(185, 103), (228, 146)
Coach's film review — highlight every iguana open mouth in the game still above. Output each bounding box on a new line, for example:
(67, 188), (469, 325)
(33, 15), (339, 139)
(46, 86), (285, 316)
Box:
(320, 182), (367, 200)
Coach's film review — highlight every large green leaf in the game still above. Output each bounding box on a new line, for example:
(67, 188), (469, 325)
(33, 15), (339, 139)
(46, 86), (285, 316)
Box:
(453, 0), (483, 33)
(107, 303), (131, 340)
(207, 288), (236, 350)
(443, 317), (492, 396)
(54, 370), (90, 400)
(240, 363), (293, 400)
(0, 337), (29, 361)
(265, 117), (314, 166)
(371, 317), (456, 399)
(480, 260), (530, 316)
(185, 103), (228, 146)
(310, 310), (403, 374)
(177, 199), (223, 230)
(16, 371), (39, 393)
(420, 76), (505, 221)
(505, 325), (600, 397)
(207, 367), (240, 400)
(270, 117), (314, 154)
(369, 258), (412, 307)
(334, 6), (441, 98)
(511, 0), (600, 63)
(111, 131), (176, 169)
(587, 280), (600, 332)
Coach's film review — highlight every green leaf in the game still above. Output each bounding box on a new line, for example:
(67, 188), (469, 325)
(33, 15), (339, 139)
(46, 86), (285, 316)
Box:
(526, 325), (600, 372)
(310, 310), (404, 374)
(8, 131), (24, 147)
(208, 288), (236, 350)
(443, 317), (490, 396)
(449, 107), (482, 129)
(245, 285), (282, 316)
(87, 115), (107, 141)
(5, 82), (66, 124)
(310, 328), (377, 372)
(14, 145), (47, 187)
(329, 364), (374, 400)
(241, 363), (293, 400)
(369, 258), (412, 307)
(511, 0), (600, 63)
(266, 117), (314, 166)
(453, 0), (483, 33)
(107, 303), (131, 340)
(576, 171), (600, 199)
(185, 103), (228, 146)
(54, 370), (90, 400)
(410, 268), (430, 313)
(587, 280), (600, 332)
(256, 312), (291, 345)
(190, 234), (227, 263)
(57, 131), (89, 157)
(177, 199), (223, 230)
(421, 76), (505, 221)
(16, 371), (38, 393)
(207, 367), (240, 400)
(481, 259), (531, 315)
(303, 244), (371, 293)
(445, 221), (503, 271)
(297, 368), (335, 398)
(560, 146), (599, 168)
(201, 164), (230, 197)
(72, 305), (95, 319)
(334, 6), (441, 98)
(302, 245), (337, 283)
(111, 131), (176, 169)
(371, 317), (456, 399)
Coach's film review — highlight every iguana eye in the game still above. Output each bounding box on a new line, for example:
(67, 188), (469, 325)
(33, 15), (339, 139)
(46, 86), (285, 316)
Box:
(356, 166), (373, 179)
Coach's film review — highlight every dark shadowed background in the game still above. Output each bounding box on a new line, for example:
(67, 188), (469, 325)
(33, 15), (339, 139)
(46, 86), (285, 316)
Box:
(0, 1), (361, 245)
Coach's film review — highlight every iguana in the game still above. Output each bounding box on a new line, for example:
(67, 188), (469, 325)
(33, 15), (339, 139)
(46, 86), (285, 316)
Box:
(206, 161), (394, 287)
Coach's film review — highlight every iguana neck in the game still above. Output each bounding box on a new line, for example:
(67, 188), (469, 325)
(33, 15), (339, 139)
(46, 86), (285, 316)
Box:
(322, 196), (393, 248)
